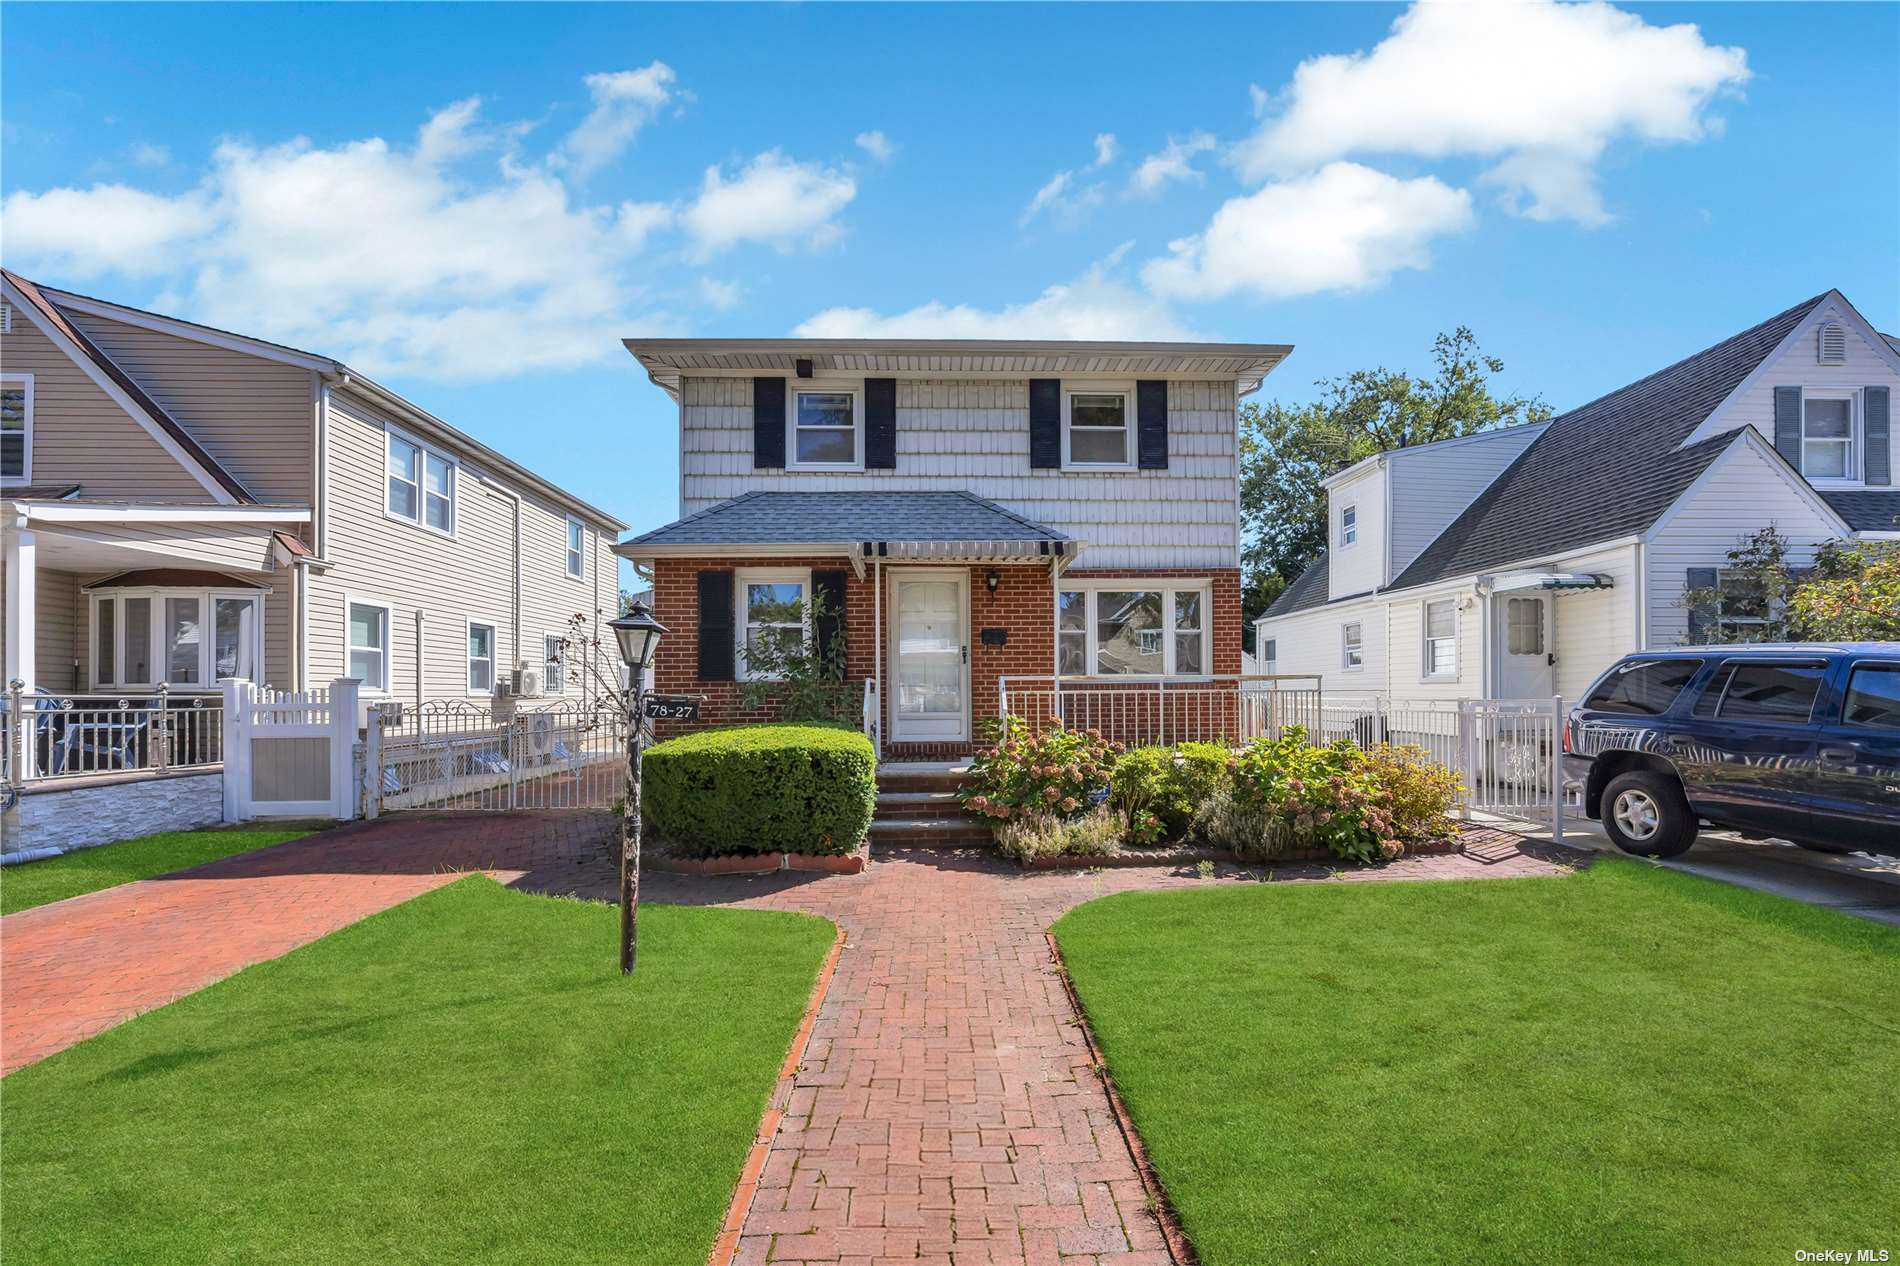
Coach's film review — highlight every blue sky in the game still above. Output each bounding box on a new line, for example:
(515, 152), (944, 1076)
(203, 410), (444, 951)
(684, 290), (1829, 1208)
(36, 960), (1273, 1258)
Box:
(4, 1), (1897, 582)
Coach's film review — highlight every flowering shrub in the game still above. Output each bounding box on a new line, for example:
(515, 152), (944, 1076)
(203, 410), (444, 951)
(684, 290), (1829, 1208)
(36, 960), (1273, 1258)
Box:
(1108, 743), (1232, 845)
(1363, 744), (1462, 845)
(1227, 728), (1402, 865)
(960, 721), (1119, 828)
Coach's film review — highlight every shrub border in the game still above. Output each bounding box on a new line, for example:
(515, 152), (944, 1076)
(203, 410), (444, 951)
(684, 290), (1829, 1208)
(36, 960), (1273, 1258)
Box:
(1014, 834), (1466, 871)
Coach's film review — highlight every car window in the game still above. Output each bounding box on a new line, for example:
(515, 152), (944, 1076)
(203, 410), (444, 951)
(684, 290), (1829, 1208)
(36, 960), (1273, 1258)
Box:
(1714, 661), (1826, 725)
(1691, 663), (1734, 718)
(1842, 663), (1900, 731)
(1584, 658), (1703, 716)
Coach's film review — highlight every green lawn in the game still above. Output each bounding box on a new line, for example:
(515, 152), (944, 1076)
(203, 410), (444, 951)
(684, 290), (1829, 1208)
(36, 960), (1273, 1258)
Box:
(1, 825), (323, 915)
(1053, 861), (1900, 1266)
(3, 876), (834, 1265)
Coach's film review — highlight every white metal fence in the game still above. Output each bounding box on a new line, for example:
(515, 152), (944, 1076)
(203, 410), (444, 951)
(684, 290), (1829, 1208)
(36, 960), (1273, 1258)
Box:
(997, 675), (1325, 747)
(4, 682), (223, 783)
(368, 697), (625, 814)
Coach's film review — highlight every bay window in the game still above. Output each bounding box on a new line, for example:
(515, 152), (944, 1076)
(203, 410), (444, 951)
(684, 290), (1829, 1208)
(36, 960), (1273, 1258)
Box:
(88, 582), (264, 691)
(1056, 582), (1210, 677)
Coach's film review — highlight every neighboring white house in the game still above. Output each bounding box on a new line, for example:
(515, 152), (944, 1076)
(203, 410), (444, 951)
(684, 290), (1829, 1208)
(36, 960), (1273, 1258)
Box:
(1256, 289), (1899, 702)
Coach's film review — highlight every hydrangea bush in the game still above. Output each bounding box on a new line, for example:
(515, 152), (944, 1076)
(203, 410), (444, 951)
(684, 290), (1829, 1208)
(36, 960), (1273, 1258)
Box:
(1227, 728), (1404, 865)
(959, 721), (1119, 825)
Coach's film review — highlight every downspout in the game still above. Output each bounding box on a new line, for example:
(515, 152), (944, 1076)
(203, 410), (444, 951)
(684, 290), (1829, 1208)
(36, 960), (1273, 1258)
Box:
(873, 556), (883, 754)
(414, 610), (426, 715)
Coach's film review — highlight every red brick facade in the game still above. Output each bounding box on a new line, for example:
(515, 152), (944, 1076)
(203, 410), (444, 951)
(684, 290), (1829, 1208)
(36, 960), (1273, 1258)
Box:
(644, 556), (1242, 753)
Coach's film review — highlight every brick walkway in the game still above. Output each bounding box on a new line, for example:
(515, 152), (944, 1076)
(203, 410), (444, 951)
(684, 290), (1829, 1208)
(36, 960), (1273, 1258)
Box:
(0, 813), (606, 1075)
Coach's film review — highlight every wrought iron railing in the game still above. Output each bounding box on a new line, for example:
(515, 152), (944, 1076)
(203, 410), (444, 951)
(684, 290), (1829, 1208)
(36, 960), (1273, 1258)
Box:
(4, 682), (224, 782)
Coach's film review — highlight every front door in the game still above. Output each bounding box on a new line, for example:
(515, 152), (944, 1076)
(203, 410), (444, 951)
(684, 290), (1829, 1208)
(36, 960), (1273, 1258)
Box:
(890, 571), (968, 742)
(1494, 593), (1554, 699)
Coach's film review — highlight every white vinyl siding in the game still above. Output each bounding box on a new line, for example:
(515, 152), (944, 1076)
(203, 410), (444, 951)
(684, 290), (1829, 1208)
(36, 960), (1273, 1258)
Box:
(1385, 425), (1548, 579)
(679, 377), (1240, 569)
(1325, 466), (1385, 598)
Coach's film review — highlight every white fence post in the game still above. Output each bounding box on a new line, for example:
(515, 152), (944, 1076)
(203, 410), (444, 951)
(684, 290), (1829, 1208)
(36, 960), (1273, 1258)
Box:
(328, 677), (359, 819)
(1456, 700), (1476, 822)
(1551, 694), (1566, 841)
(364, 702), (384, 820)
(222, 678), (251, 822)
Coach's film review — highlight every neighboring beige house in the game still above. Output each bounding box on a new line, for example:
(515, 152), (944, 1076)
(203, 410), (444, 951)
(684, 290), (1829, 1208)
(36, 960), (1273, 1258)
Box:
(1, 270), (625, 849)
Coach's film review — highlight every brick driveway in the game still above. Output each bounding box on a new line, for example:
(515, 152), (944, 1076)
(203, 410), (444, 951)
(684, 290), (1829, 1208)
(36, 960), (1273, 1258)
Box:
(2, 813), (1575, 1264)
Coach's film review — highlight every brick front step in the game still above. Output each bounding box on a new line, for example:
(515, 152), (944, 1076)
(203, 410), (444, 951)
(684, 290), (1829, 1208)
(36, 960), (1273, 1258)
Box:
(867, 815), (992, 847)
(875, 760), (976, 795)
(873, 790), (966, 820)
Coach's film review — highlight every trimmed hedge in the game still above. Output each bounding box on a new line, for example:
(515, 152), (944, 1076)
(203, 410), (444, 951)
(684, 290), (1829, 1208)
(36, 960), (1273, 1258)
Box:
(643, 723), (876, 857)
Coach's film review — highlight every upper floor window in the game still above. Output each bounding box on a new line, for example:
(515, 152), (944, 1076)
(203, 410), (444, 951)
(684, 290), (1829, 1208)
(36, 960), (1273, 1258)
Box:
(1340, 504), (1358, 547)
(1422, 599), (1456, 678)
(1801, 391), (1856, 480)
(789, 387), (861, 469)
(565, 517), (586, 579)
(1, 373), (32, 483)
(1058, 583), (1209, 677)
(1063, 387), (1133, 469)
(386, 429), (455, 534)
(1341, 622), (1364, 672)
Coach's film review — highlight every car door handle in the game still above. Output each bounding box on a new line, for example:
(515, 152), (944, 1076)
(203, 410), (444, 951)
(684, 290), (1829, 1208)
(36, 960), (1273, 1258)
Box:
(1818, 746), (1857, 764)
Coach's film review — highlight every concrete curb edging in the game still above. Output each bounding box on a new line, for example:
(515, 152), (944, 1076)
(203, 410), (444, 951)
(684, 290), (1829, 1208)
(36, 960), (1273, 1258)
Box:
(650, 844), (868, 876)
(1044, 930), (1198, 1266)
(1019, 835), (1466, 871)
(709, 922), (848, 1266)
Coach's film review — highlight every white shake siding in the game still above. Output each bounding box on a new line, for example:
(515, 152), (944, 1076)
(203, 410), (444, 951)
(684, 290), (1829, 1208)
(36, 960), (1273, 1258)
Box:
(678, 377), (1239, 568)
(1386, 426), (1547, 577)
(306, 392), (618, 703)
(1645, 439), (1839, 647)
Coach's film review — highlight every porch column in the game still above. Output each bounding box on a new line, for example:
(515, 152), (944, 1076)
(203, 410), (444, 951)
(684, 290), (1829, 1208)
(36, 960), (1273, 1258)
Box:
(3, 522), (35, 692)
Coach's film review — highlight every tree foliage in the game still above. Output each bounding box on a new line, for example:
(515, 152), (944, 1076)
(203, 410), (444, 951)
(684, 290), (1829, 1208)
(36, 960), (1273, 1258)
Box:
(1681, 525), (1900, 643)
(1789, 539), (1900, 640)
(1239, 328), (1551, 623)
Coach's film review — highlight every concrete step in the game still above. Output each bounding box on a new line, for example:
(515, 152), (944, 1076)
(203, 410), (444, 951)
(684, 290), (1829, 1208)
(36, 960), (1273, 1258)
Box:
(874, 790), (966, 820)
(867, 815), (992, 847)
(876, 759), (976, 795)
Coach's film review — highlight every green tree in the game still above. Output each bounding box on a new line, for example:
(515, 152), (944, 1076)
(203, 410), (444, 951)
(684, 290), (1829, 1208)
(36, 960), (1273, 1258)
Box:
(1789, 539), (1900, 640)
(1239, 328), (1551, 623)
(1679, 525), (1804, 642)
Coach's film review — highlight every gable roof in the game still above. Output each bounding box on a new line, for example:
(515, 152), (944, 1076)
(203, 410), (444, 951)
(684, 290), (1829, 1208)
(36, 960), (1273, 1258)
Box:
(1389, 293), (1828, 591)
(623, 490), (1069, 551)
(3, 270), (256, 504)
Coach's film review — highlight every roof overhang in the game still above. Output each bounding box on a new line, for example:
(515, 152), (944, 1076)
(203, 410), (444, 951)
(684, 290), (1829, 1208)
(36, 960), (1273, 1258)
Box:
(624, 338), (1293, 400)
(616, 536), (1082, 580)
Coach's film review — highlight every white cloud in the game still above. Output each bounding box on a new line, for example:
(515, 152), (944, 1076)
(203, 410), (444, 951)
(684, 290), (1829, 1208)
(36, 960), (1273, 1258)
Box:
(1232, 0), (1749, 225)
(1, 94), (680, 381)
(1092, 133), (1118, 168)
(698, 277), (743, 311)
(682, 149), (857, 257)
(1020, 134), (1121, 227)
(129, 142), (171, 168)
(557, 62), (678, 180)
(795, 247), (1194, 340)
(1142, 161), (1473, 301)
(1128, 133), (1216, 196)
(854, 130), (897, 163)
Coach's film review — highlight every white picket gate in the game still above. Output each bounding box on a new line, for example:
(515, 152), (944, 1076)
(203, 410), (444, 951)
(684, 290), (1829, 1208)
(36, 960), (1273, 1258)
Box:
(222, 679), (359, 821)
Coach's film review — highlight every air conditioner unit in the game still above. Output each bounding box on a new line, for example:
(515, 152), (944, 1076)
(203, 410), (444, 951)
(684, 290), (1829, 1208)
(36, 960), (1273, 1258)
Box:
(524, 711), (560, 761)
(510, 667), (544, 698)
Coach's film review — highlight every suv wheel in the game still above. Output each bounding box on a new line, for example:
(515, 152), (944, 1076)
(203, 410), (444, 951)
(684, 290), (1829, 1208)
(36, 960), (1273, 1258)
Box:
(1601, 770), (1699, 858)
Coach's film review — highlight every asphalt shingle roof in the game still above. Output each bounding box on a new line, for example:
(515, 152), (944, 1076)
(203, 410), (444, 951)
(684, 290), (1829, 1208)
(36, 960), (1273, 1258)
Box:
(627, 490), (1069, 548)
(1822, 490), (1900, 533)
(1388, 293), (1828, 591)
(1261, 551), (1331, 619)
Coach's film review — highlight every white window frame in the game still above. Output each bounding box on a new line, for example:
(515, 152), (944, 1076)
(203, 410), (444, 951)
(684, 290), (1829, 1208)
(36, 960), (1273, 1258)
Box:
(564, 516), (586, 580)
(1262, 637), (1277, 675)
(1341, 622), (1364, 673)
(1421, 598), (1457, 680)
(1054, 579), (1212, 679)
(345, 596), (395, 696)
(88, 585), (265, 692)
(785, 383), (863, 472)
(1799, 388), (1860, 485)
(543, 633), (567, 695)
(737, 568), (812, 681)
(383, 425), (458, 536)
(1061, 383), (1136, 471)
(1, 372), (33, 485)
(466, 617), (499, 696)
(1340, 504), (1358, 547)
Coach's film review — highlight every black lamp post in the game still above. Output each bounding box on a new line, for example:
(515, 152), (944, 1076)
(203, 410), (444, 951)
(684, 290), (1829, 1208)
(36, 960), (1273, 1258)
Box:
(608, 601), (667, 975)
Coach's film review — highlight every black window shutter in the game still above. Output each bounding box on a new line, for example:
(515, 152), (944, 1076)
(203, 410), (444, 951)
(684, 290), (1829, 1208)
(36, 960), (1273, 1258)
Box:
(1866, 386), (1891, 486)
(696, 569), (735, 680)
(753, 377), (786, 469)
(1029, 378), (1061, 469)
(1137, 380), (1169, 470)
(865, 378), (897, 469)
(812, 569), (849, 678)
(1772, 385), (1802, 471)
(1685, 566), (1719, 643)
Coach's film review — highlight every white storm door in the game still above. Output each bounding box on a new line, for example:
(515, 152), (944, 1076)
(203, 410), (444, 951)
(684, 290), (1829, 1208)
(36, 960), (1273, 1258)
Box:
(1495, 593), (1554, 699)
(890, 572), (968, 741)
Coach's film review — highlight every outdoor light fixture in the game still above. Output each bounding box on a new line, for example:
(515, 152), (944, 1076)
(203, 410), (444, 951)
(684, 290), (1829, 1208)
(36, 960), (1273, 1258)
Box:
(609, 601), (668, 672)
(985, 569), (1001, 595)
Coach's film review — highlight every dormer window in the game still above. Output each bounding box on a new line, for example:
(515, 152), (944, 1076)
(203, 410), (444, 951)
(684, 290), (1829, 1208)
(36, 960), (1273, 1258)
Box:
(788, 387), (862, 469)
(1340, 504), (1358, 546)
(1802, 391), (1856, 480)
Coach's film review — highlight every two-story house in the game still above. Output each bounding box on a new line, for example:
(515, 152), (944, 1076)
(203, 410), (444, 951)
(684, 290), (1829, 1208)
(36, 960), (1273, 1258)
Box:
(615, 339), (1289, 756)
(2, 270), (625, 850)
(1256, 290), (1897, 702)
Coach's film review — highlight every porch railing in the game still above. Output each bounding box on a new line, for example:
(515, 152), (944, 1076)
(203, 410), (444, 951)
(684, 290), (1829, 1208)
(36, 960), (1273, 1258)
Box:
(997, 675), (1324, 747)
(5, 681), (224, 784)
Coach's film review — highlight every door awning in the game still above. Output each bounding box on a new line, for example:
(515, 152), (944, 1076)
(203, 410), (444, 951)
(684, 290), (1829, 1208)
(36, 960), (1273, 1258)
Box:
(1492, 571), (1615, 594)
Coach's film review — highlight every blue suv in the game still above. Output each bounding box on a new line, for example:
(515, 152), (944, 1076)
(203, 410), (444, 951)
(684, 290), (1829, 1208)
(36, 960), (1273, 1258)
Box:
(1564, 645), (1900, 858)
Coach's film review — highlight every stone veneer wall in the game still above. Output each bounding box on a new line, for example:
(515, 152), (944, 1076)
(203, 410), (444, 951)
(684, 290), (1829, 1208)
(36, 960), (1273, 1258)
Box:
(9, 772), (225, 855)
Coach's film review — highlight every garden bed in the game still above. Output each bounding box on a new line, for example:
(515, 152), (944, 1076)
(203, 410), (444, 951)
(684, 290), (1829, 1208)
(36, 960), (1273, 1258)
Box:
(1016, 832), (1468, 871)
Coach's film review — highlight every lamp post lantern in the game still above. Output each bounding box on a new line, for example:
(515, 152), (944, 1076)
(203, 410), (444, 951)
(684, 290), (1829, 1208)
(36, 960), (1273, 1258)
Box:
(608, 601), (668, 975)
